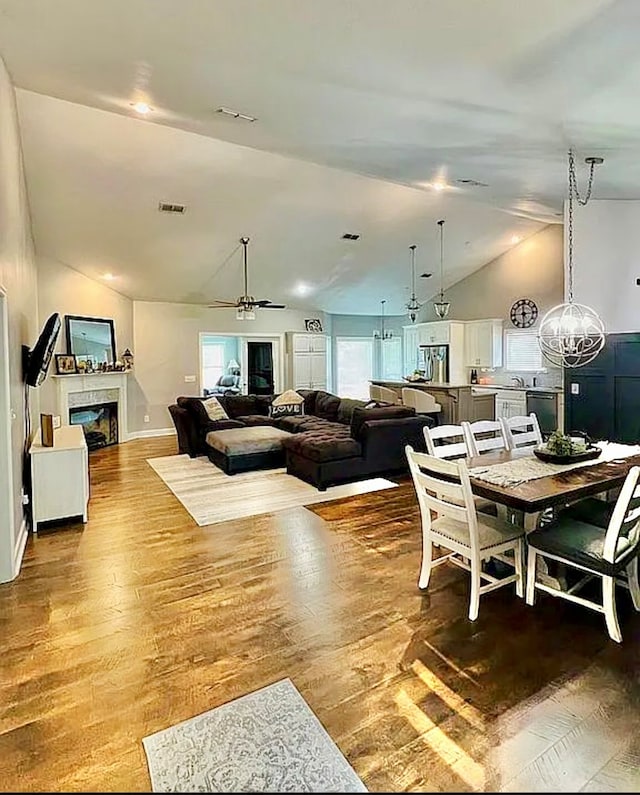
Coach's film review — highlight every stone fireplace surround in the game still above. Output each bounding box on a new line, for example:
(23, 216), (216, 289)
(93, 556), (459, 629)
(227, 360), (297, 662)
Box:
(53, 372), (130, 442)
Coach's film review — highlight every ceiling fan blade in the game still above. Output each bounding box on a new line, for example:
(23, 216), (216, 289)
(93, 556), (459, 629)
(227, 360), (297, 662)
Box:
(208, 302), (239, 308)
(260, 303), (287, 309)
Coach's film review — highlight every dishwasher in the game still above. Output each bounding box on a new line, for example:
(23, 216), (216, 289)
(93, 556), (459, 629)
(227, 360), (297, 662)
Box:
(526, 391), (558, 436)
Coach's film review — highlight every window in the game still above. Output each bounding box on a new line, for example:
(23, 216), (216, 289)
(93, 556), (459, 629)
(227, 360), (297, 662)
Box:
(504, 330), (544, 372)
(201, 342), (226, 390)
(336, 337), (373, 398)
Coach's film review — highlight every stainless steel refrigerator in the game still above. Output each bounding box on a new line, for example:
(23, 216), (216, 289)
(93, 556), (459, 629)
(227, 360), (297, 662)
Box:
(418, 344), (449, 384)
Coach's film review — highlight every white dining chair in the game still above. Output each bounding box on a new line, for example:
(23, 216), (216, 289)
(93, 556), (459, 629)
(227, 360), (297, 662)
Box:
(501, 413), (543, 450)
(462, 419), (509, 457)
(405, 446), (526, 620)
(402, 387), (442, 420)
(526, 465), (640, 643)
(423, 424), (467, 459)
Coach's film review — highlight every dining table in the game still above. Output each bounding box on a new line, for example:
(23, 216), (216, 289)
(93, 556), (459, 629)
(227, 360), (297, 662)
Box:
(466, 445), (640, 589)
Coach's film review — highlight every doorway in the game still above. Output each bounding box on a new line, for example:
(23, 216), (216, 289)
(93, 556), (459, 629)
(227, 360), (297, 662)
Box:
(0, 286), (16, 582)
(246, 341), (275, 395)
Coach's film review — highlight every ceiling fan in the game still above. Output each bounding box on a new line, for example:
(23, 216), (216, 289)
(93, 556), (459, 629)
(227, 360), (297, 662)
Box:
(208, 237), (286, 319)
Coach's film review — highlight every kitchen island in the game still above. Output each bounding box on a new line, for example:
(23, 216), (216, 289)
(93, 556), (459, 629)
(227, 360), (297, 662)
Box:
(370, 380), (494, 425)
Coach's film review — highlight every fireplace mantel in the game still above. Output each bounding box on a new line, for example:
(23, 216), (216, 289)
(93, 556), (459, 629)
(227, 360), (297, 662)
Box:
(53, 371), (131, 442)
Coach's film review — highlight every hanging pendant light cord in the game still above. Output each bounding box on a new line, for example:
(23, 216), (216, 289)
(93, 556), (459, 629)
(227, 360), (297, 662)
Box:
(567, 151), (598, 303)
(437, 219), (445, 302)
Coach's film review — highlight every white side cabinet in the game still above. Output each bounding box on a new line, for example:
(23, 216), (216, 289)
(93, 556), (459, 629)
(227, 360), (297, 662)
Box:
(30, 425), (89, 532)
(465, 319), (503, 368)
(403, 325), (419, 374)
(287, 332), (328, 390)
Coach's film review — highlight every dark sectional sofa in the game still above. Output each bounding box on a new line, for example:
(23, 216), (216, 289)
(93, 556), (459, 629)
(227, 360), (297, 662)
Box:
(168, 389), (433, 489)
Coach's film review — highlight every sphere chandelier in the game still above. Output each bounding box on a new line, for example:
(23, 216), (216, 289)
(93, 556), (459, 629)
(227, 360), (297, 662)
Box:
(538, 150), (605, 368)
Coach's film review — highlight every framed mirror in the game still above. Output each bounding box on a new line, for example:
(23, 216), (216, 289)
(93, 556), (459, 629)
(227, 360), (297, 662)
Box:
(65, 315), (116, 368)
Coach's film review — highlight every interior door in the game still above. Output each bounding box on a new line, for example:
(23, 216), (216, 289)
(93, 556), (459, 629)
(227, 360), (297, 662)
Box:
(246, 341), (274, 395)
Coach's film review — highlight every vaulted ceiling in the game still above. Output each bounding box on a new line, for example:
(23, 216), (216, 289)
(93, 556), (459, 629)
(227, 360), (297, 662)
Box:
(1, 0), (637, 314)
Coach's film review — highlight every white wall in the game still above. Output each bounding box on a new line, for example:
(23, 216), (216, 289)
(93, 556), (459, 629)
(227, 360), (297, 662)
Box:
(0, 57), (39, 582)
(571, 200), (640, 333)
(132, 301), (329, 431)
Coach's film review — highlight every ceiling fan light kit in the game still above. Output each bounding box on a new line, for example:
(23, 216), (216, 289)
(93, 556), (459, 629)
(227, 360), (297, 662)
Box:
(208, 236), (286, 319)
(538, 151), (605, 368)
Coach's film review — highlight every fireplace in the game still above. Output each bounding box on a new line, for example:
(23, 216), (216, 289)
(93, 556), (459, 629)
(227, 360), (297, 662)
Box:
(69, 402), (118, 451)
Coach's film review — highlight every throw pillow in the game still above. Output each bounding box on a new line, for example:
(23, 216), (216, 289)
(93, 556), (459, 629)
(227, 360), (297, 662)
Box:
(202, 396), (229, 421)
(270, 389), (305, 418)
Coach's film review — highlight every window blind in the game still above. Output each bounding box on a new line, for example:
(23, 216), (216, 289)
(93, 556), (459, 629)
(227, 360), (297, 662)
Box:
(504, 330), (544, 371)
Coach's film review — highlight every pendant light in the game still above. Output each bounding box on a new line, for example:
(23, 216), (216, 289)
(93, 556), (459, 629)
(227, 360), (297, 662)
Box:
(538, 150), (605, 368)
(405, 244), (422, 323)
(433, 219), (450, 319)
(374, 300), (393, 340)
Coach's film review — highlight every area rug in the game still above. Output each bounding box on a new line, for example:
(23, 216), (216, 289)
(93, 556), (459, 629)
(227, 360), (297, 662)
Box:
(142, 678), (367, 792)
(147, 454), (397, 526)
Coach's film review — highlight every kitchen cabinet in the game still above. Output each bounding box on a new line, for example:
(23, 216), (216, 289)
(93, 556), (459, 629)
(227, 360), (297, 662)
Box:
(494, 389), (527, 420)
(403, 325), (419, 375)
(465, 319), (503, 368)
(287, 332), (328, 390)
(417, 322), (451, 346)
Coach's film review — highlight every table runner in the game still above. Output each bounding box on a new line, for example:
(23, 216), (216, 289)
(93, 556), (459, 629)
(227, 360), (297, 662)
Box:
(469, 442), (640, 487)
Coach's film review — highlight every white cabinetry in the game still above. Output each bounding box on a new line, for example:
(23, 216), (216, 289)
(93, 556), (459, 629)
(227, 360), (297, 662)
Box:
(403, 325), (419, 374)
(29, 425), (89, 531)
(417, 322), (451, 346)
(494, 389), (527, 420)
(287, 333), (328, 390)
(465, 319), (503, 368)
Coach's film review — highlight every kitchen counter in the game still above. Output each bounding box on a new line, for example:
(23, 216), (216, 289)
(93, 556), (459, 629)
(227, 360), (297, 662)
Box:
(371, 380), (494, 424)
(472, 385), (563, 393)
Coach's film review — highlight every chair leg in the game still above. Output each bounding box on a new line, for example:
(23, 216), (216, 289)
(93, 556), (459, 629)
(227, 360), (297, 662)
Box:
(418, 537), (433, 590)
(526, 547), (537, 605)
(514, 538), (525, 598)
(626, 557), (640, 611)
(468, 559), (481, 621)
(603, 575), (622, 643)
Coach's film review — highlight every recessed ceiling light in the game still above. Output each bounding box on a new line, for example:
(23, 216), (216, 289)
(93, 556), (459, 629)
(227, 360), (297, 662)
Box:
(131, 101), (153, 115)
(294, 282), (311, 296)
(511, 235), (522, 244)
(101, 273), (116, 281)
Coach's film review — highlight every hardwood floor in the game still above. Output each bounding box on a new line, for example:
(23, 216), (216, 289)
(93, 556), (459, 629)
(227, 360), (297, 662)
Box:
(2, 437), (640, 792)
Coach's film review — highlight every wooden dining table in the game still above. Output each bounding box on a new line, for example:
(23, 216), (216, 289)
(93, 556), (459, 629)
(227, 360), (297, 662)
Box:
(467, 446), (640, 530)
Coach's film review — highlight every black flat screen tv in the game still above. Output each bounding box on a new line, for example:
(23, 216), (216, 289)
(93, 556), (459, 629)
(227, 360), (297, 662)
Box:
(25, 312), (61, 387)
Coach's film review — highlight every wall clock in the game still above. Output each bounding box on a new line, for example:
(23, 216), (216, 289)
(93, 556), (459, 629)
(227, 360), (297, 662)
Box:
(510, 298), (538, 328)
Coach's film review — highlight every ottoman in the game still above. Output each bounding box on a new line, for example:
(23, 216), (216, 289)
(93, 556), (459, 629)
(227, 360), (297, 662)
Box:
(205, 426), (292, 475)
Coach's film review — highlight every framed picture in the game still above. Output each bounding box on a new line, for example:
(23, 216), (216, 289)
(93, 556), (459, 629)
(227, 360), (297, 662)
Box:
(304, 318), (323, 333)
(55, 353), (78, 375)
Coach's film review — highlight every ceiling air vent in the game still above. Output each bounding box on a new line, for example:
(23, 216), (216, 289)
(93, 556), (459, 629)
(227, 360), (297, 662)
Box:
(456, 178), (489, 187)
(158, 202), (186, 214)
(341, 233), (360, 240)
(216, 107), (257, 122)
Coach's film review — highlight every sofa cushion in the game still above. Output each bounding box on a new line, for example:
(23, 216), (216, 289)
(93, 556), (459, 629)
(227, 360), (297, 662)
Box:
(337, 398), (368, 425)
(282, 428), (362, 463)
(276, 415), (333, 434)
(255, 394), (275, 416)
(204, 419), (245, 432)
(202, 396), (229, 421)
(314, 390), (341, 421)
(176, 396), (209, 426)
(206, 426), (291, 456)
(238, 414), (278, 427)
(222, 394), (259, 419)
(296, 389), (318, 415)
(350, 405), (415, 438)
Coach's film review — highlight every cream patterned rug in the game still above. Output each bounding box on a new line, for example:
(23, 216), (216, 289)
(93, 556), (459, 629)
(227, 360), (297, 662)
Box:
(142, 678), (367, 792)
(147, 454), (397, 526)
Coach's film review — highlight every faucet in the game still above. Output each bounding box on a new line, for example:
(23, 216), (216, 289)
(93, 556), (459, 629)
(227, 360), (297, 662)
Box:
(511, 376), (525, 388)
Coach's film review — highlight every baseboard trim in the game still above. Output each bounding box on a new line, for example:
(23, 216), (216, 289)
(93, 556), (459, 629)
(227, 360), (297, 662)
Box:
(126, 428), (176, 441)
(13, 517), (28, 579)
